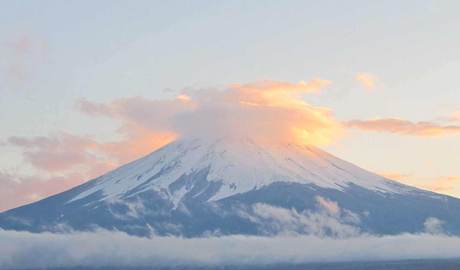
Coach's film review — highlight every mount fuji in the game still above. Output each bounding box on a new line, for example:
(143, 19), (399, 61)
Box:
(1, 137), (460, 237)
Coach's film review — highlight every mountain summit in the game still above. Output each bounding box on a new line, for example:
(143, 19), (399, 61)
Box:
(69, 137), (404, 205)
(1, 137), (460, 236)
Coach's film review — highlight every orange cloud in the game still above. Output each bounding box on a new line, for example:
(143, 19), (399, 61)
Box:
(345, 118), (460, 136)
(8, 133), (99, 172)
(0, 171), (102, 212)
(176, 94), (191, 103)
(355, 72), (378, 91)
(176, 79), (340, 146)
(8, 131), (175, 174)
(448, 110), (460, 122)
(379, 172), (460, 198)
(423, 176), (460, 194)
(379, 172), (411, 181)
(78, 79), (340, 147)
(231, 79), (332, 95)
(95, 131), (176, 165)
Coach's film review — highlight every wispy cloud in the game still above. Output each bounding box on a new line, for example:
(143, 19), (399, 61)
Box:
(447, 110), (460, 122)
(0, 172), (92, 212)
(424, 176), (460, 194)
(355, 72), (378, 91)
(0, 34), (48, 91)
(379, 172), (460, 198)
(230, 79), (332, 94)
(379, 172), (411, 181)
(7, 133), (100, 172)
(345, 118), (460, 136)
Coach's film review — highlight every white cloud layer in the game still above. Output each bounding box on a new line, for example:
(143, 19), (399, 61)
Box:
(1, 230), (460, 269)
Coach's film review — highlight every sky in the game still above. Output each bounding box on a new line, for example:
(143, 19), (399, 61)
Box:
(1, 0), (460, 211)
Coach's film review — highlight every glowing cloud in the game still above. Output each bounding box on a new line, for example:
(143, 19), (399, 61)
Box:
(448, 110), (460, 122)
(345, 118), (460, 136)
(78, 79), (341, 146)
(230, 79), (332, 95)
(76, 96), (187, 162)
(424, 176), (460, 195)
(379, 172), (411, 181)
(378, 172), (460, 198)
(355, 72), (378, 91)
(175, 79), (340, 146)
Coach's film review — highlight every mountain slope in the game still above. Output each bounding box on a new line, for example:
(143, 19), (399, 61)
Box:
(1, 137), (460, 237)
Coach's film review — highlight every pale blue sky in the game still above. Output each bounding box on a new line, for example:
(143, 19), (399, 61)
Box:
(1, 1), (460, 207)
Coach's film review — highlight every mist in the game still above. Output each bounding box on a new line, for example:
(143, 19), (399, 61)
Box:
(1, 229), (460, 269)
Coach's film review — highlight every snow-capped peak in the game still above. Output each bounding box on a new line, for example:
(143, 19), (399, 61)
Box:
(69, 137), (406, 204)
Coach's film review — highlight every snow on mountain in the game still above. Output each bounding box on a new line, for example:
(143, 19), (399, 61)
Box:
(69, 137), (405, 205)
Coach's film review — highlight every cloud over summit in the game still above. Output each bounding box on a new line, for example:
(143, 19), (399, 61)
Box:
(3, 79), (341, 211)
(78, 79), (341, 146)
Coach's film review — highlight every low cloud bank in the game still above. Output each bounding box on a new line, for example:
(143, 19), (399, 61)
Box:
(1, 230), (460, 269)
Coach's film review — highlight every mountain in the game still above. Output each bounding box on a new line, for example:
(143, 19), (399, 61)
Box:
(1, 137), (460, 237)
